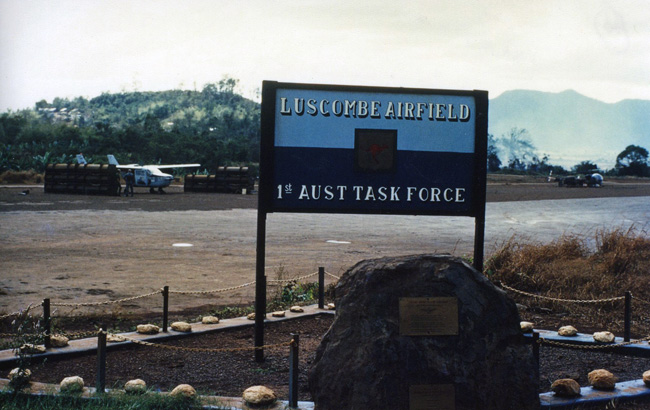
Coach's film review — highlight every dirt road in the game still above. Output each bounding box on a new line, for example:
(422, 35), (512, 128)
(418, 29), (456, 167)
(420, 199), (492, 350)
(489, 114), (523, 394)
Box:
(1, 179), (649, 316)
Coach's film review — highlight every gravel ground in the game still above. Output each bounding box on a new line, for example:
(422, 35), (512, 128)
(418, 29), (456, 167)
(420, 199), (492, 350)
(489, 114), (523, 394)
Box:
(6, 314), (650, 408)
(2, 178), (650, 408)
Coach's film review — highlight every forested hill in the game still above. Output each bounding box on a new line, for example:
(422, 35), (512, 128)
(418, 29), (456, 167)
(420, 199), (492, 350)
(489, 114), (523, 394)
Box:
(0, 78), (260, 173)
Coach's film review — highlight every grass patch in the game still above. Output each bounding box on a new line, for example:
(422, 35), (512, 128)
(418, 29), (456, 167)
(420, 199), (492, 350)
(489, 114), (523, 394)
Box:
(485, 227), (650, 334)
(0, 390), (215, 410)
(0, 170), (43, 184)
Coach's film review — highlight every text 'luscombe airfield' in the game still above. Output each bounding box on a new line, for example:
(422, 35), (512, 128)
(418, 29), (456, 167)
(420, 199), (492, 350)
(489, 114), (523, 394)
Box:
(279, 97), (471, 121)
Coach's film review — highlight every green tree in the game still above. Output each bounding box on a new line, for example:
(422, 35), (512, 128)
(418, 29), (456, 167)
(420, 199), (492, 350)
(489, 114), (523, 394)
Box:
(499, 128), (537, 171)
(572, 160), (599, 174)
(486, 134), (501, 172)
(616, 145), (649, 177)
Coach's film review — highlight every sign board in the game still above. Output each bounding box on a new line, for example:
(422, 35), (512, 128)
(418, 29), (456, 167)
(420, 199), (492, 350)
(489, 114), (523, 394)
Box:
(399, 297), (459, 336)
(254, 81), (488, 361)
(259, 81), (488, 217)
(409, 384), (455, 410)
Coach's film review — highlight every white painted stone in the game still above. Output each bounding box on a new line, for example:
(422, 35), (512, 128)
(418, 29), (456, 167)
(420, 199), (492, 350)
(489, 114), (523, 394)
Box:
(171, 321), (192, 332)
(60, 376), (84, 393)
(19, 344), (46, 354)
(558, 326), (578, 337)
(588, 369), (616, 390)
(136, 324), (160, 334)
(643, 370), (650, 387)
(50, 334), (69, 347)
(593, 331), (615, 343)
(170, 384), (196, 398)
(202, 315), (220, 324)
(107, 334), (126, 342)
(124, 379), (147, 394)
(551, 379), (581, 397)
(520, 321), (534, 332)
(243, 385), (277, 406)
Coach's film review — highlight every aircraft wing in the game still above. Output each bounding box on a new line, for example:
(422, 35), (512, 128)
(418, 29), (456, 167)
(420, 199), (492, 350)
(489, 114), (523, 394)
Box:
(115, 165), (143, 170)
(154, 164), (201, 169)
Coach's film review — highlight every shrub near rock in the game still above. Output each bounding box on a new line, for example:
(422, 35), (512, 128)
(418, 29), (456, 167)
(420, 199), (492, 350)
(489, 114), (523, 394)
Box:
(8, 367), (31, 382)
(8, 367), (31, 389)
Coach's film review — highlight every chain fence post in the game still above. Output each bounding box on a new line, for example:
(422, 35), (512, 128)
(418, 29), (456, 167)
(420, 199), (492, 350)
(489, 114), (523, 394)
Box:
(624, 291), (631, 342)
(532, 332), (540, 383)
(42, 298), (51, 348)
(96, 324), (107, 394)
(162, 286), (169, 332)
(318, 267), (325, 309)
(289, 333), (300, 408)
(255, 275), (267, 363)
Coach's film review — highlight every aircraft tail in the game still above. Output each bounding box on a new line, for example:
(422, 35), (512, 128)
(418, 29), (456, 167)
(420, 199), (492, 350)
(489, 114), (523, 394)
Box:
(107, 155), (119, 166)
(76, 154), (87, 165)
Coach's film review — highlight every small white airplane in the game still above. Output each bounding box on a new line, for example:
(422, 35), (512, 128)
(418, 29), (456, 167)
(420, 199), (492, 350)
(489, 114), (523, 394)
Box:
(76, 154), (200, 193)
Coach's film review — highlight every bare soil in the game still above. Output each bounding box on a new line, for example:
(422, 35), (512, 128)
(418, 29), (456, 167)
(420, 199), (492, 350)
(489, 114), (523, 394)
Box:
(2, 177), (650, 407)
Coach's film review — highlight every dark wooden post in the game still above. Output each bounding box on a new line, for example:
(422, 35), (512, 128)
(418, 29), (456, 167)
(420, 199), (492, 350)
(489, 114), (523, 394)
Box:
(624, 291), (632, 342)
(96, 325), (107, 394)
(532, 332), (540, 383)
(42, 299), (51, 348)
(289, 333), (300, 408)
(162, 286), (169, 332)
(318, 267), (325, 309)
(255, 275), (266, 362)
(255, 208), (268, 363)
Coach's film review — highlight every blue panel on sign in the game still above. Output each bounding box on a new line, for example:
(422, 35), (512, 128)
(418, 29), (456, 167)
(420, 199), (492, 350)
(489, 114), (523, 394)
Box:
(272, 147), (474, 214)
(275, 88), (476, 154)
(260, 81), (487, 217)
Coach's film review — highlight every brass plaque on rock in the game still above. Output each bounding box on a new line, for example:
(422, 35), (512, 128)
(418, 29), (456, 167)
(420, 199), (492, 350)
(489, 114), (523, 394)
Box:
(409, 384), (455, 410)
(399, 297), (458, 336)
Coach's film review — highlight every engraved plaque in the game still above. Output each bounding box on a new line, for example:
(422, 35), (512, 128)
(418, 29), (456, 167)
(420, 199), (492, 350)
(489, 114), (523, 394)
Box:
(399, 297), (458, 336)
(410, 384), (455, 410)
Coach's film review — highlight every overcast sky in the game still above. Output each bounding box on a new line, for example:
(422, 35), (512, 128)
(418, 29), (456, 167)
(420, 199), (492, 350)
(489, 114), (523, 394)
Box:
(1, 0), (649, 112)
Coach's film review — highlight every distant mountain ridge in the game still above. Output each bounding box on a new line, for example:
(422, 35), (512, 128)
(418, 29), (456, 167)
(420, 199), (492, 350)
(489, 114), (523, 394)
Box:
(488, 89), (650, 169)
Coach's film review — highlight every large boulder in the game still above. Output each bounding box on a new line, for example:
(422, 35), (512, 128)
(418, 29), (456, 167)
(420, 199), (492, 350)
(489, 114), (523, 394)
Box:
(308, 255), (539, 410)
